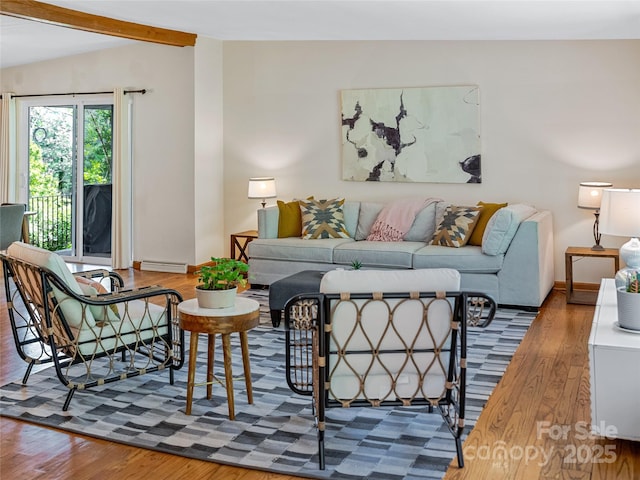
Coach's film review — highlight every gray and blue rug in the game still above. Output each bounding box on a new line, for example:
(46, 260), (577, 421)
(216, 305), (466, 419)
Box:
(0, 289), (536, 479)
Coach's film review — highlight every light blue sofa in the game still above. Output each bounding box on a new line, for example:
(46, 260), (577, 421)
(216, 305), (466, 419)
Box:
(247, 200), (555, 308)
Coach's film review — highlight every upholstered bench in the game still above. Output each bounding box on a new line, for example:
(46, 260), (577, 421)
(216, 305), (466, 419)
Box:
(268, 270), (325, 327)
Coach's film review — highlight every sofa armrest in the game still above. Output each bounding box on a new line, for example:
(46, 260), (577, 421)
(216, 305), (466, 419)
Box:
(257, 206), (279, 239)
(498, 210), (555, 307)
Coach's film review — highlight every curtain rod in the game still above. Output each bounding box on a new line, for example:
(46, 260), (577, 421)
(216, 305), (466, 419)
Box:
(1, 89), (146, 99)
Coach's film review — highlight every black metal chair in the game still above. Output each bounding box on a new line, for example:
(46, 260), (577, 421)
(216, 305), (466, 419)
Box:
(1, 242), (184, 411)
(283, 269), (496, 470)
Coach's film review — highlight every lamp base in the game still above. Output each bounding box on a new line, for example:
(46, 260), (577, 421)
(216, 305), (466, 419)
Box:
(591, 211), (604, 252)
(614, 237), (640, 289)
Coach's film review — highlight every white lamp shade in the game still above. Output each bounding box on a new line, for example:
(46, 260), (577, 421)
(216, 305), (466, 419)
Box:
(577, 182), (612, 209)
(599, 188), (640, 237)
(247, 177), (277, 199)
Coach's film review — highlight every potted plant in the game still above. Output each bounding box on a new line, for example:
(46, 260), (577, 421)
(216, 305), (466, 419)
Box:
(195, 257), (249, 309)
(617, 269), (640, 331)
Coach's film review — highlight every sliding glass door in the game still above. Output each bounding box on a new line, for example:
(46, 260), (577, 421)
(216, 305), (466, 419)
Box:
(18, 95), (113, 264)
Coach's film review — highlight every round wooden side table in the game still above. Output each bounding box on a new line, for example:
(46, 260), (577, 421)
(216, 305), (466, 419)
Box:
(178, 296), (260, 419)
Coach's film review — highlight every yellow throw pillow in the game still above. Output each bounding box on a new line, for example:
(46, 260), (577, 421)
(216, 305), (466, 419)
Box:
(277, 200), (302, 238)
(468, 201), (508, 246)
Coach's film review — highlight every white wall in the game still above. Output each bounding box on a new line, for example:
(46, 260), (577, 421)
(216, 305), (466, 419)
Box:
(194, 38), (225, 265)
(223, 40), (640, 284)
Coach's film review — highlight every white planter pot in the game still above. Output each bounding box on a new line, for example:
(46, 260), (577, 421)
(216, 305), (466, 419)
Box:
(616, 287), (640, 331)
(196, 286), (237, 309)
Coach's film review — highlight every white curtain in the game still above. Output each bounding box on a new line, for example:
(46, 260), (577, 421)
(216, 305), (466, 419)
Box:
(111, 88), (133, 269)
(0, 93), (16, 204)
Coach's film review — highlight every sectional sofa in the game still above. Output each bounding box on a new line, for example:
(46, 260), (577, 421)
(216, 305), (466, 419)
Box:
(247, 199), (555, 308)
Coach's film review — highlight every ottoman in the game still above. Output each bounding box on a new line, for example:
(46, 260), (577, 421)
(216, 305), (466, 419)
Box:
(269, 270), (326, 327)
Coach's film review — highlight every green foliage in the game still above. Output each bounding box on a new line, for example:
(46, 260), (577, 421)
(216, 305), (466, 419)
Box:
(28, 142), (72, 251)
(351, 259), (363, 270)
(83, 106), (113, 184)
(28, 143), (58, 197)
(34, 208), (72, 252)
(195, 258), (249, 290)
(27, 104), (113, 252)
(29, 106), (73, 195)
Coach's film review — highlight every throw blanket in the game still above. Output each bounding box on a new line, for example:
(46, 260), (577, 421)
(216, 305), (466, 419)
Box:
(367, 197), (441, 242)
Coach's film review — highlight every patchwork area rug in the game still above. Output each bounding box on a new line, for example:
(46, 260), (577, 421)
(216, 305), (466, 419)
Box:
(0, 289), (536, 480)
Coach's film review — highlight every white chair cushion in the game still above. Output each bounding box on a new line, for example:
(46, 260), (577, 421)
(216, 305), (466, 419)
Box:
(7, 242), (96, 328)
(320, 268), (461, 293)
(74, 300), (168, 356)
(320, 268), (460, 402)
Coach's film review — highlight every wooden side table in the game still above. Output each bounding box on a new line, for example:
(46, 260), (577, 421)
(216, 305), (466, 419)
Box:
(178, 297), (260, 419)
(565, 246), (619, 305)
(230, 230), (258, 263)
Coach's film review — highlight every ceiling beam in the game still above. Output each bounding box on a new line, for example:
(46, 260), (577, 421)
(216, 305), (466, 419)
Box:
(0, 0), (197, 47)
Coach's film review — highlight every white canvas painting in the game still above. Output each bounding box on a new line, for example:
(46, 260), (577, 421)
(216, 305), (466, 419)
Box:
(341, 86), (481, 183)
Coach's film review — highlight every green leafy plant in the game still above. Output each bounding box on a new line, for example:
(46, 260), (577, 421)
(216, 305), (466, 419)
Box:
(626, 270), (639, 293)
(351, 259), (362, 270)
(195, 257), (249, 290)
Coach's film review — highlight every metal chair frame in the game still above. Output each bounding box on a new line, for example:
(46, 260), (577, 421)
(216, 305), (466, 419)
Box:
(1, 252), (184, 411)
(284, 290), (496, 470)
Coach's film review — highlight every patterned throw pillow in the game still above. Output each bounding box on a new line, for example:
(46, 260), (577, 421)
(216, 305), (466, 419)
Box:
(431, 205), (481, 247)
(299, 197), (350, 239)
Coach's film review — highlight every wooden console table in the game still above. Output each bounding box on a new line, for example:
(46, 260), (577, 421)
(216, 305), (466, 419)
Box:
(588, 278), (640, 441)
(565, 246), (619, 305)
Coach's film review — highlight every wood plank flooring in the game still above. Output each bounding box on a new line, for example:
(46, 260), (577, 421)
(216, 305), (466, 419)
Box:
(1, 267), (638, 479)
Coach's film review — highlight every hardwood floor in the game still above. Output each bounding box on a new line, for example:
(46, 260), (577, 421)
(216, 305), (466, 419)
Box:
(1, 268), (638, 480)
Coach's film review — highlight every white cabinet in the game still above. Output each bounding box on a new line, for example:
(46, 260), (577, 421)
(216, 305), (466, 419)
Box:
(588, 279), (640, 441)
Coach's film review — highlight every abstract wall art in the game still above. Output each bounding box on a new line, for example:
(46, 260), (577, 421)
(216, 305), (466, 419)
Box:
(341, 85), (481, 183)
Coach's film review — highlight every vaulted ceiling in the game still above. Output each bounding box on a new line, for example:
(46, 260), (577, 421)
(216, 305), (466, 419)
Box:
(1, 1), (639, 69)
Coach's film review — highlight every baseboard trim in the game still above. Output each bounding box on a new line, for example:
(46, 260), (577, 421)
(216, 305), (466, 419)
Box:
(554, 280), (600, 292)
(133, 260), (215, 274)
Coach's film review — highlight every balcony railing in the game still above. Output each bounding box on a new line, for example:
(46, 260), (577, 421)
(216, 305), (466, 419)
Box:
(28, 194), (72, 252)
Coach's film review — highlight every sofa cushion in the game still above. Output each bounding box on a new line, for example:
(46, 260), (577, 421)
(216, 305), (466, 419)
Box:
(468, 201), (508, 246)
(248, 237), (353, 264)
(355, 202), (384, 240)
(277, 200), (302, 238)
(482, 203), (537, 255)
(333, 241), (425, 268)
(412, 244), (503, 273)
(342, 201), (360, 239)
(431, 205), (480, 247)
(367, 198), (436, 242)
(404, 202), (439, 242)
(300, 197), (350, 239)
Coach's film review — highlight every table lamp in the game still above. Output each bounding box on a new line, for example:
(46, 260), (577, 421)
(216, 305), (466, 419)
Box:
(598, 188), (640, 287)
(248, 177), (277, 208)
(577, 181), (612, 251)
